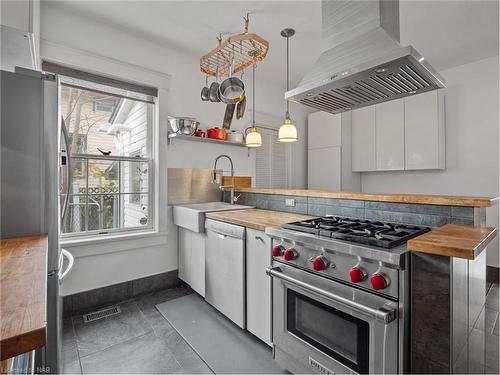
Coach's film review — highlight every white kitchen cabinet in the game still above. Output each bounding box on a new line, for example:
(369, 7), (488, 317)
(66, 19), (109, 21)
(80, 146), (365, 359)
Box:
(308, 111), (342, 149)
(375, 98), (405, 170)
(178, 227), (205, 297)
(404, 90), (445, 170)
(308, 146), (342, 191)
(351, 106), (376, 172)
(307, 111), (360, 191)
(246, 228), (272, 346)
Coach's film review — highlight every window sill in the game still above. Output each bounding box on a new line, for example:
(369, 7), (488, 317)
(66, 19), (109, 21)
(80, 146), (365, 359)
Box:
(61, 230), (166, 249)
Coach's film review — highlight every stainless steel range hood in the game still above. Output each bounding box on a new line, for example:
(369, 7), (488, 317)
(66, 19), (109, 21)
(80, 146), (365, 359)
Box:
(286, 0), (446, 114)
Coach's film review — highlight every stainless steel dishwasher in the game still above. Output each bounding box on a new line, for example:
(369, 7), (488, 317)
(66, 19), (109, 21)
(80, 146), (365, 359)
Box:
(205, 219), (246, 328)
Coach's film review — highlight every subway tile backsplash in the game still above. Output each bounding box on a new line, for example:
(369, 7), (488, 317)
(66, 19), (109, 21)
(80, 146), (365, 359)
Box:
(237, 192), (475, 227)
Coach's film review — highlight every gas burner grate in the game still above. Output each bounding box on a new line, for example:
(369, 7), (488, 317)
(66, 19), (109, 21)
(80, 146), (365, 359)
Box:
(282, 216), (430, 248)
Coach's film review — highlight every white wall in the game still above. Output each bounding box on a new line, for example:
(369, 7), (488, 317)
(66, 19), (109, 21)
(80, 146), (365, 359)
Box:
(40, 3), (307, 293)
(360, 56), (499, 267)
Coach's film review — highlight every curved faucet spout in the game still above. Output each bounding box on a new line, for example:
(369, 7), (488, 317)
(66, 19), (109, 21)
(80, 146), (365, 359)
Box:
(213, 154), (235, 204)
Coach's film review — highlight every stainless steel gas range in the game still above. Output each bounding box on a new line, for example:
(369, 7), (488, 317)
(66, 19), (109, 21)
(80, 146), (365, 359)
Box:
(265, 216), (430, 374)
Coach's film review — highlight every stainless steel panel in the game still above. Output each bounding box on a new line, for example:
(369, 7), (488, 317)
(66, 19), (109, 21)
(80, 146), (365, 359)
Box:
(205, 219), (245, 239)
(43, 74), (60, 273)
(46, 273), (62, 374)
(468, 250), (486, 374)
(266, 227), (406, 268)
(452, 257), (468, 372)
(1, 70), (44, 238)
(205, 223), (246, 328)
(167, 168), (222, 205)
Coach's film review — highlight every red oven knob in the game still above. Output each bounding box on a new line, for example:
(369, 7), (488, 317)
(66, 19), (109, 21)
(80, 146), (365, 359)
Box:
(283, 248), (298, 261)
(371, 273), (388, 290)
(349, 267), (367, 283)
(272, 245), (284, 257)
(312, 256), (328, 271)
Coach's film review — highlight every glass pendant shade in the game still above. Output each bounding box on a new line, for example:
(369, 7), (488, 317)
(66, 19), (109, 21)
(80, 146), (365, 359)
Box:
(246, 126), (262, 147)
(278, 118), (298, 142)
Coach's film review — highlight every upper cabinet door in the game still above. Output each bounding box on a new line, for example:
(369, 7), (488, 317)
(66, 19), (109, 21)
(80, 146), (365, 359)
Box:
(351, 106), (376, 172)
(404, 91), (445, 170)
(376, 98), (405, 170)
(308, 111), (342, 149)
(308, 146), (341, 190)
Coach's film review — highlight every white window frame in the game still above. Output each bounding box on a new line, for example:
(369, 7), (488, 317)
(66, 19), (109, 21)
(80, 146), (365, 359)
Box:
(60, 81), (157, 239)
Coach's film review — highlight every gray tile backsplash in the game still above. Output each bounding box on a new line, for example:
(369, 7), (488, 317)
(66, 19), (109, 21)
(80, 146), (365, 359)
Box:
(308, 197), (365, 208)
(238, 192), (477, 227)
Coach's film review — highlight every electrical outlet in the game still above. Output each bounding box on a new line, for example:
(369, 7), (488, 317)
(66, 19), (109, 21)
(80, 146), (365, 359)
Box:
(285, 198), (296, 207)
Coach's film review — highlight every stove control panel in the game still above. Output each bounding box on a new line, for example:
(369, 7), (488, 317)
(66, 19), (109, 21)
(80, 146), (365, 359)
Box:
(271, 238), (399, 298)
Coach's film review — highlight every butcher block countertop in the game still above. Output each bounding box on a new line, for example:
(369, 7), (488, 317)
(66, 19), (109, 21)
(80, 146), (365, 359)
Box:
(407, 224), (497, 260)
(206, 208), (315, 232)
(0, 235), (48, 361)
(232, 188), (497, 208)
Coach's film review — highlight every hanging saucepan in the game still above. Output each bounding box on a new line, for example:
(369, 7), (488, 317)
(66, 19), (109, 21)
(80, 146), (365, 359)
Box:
(209, 68), (220, 102)
(201, 76), (210, 101)
(219, 59), (245, 104)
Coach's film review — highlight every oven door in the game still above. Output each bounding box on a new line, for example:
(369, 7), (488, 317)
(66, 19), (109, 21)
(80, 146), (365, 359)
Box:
(268, 263), (398, 374)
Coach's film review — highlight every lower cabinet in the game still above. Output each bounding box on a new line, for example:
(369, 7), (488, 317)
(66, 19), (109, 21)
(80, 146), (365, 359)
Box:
(246, 228), (272, 346)
(178, 227), (205, 297)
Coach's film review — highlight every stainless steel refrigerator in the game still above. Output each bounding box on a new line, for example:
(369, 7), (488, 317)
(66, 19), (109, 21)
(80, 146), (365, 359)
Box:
(1, 67), (73, 373)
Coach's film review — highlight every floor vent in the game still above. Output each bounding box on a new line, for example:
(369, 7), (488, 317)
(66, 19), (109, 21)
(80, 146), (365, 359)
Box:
(83, 306), (121, 323)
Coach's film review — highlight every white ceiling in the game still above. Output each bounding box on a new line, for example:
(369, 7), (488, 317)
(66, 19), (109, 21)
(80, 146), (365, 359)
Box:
(43, 0), (499, 86)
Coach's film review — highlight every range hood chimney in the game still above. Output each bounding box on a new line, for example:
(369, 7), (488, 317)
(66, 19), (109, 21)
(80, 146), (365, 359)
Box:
(286, 0), (445, 114)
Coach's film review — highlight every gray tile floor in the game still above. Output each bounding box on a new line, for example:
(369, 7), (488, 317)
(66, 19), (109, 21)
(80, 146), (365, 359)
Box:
(63, 283), (500, 374)
(476, 283), (500, 374)
(62, 285), (213, 374)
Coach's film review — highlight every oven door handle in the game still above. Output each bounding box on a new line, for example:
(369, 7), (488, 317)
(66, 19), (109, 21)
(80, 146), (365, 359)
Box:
(266, 266), (396, 324)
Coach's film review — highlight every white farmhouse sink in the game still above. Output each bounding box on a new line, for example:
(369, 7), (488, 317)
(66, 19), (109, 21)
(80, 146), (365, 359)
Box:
(173, 202), (253, 232)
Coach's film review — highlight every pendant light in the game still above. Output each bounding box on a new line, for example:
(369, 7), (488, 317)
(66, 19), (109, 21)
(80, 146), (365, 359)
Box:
(245, 64), (262, 147)
(278, 28), (298, 143)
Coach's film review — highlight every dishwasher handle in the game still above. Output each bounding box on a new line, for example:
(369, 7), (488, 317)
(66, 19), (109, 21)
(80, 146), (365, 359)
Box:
(266, 266), (396, 324)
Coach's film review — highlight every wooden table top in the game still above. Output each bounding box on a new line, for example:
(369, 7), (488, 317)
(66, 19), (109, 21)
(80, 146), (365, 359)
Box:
(0, 235), (48, 361)
(206, 208), (315, 232)
(407, 224), (497, 260)
(232, 188), (497, 208)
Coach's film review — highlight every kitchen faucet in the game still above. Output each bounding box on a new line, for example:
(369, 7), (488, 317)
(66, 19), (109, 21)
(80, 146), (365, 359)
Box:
(212, 154), (237, 204)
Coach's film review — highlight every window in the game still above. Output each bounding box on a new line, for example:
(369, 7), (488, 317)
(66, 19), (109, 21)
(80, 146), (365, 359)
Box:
(254, 127), (290, 188)
(58, 77), (156, 237)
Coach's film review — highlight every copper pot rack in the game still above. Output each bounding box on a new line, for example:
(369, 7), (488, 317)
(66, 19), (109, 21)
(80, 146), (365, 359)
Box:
(200, 15), (269, 78)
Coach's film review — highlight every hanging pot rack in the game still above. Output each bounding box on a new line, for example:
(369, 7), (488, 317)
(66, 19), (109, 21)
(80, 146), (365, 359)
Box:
(200, 15), (269, 78)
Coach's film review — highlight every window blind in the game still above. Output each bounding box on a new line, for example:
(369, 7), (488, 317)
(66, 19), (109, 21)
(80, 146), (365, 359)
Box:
(255, 127), (289, 188)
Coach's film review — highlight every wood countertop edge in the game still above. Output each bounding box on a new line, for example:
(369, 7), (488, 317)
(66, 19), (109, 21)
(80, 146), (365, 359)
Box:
(232, 188), (496, 208)
(0, 234), (48, 361)
(407, 225), (497, 260)
(205, 209), (316, 232)
(0, 327), (47, 361)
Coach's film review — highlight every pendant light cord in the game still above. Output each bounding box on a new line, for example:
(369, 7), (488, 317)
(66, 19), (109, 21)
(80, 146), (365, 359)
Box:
(252, 64), (256, 127)
(285, 36), (290, 119)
